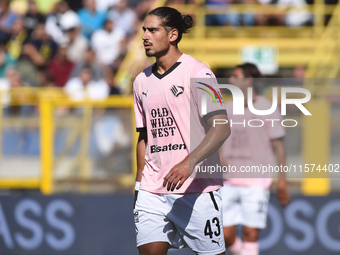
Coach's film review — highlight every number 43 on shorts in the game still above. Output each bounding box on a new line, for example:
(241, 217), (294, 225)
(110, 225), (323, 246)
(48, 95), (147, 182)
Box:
(204, 217), (221, 238)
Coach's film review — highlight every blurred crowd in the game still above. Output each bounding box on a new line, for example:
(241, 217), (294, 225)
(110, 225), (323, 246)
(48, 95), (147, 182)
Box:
(0, 0), (334, 102)
(0, 0), (154, 101)
(203, 0), (313, 27)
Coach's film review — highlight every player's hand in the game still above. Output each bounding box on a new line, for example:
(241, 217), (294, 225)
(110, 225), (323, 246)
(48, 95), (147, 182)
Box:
(277, 178), (291, 206)
(163, 156), (192, 192)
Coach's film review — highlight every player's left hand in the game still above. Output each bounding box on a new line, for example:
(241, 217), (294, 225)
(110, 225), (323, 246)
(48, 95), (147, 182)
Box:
(277, 178), (291, 206)
(163, 156), (192, 192)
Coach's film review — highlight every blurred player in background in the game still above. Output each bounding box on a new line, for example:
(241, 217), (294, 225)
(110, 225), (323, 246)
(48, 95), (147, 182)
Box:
(133, 6), (230, 255)
(219, 63), (291, 255)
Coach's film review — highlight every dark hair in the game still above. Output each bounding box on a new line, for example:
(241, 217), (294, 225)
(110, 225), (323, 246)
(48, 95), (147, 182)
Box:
(147, 7), (193, 44)
(236, 63), (262, 94)
(236, 63), (261, 79)
(104, 19), (113, 26)
(81, 64), (92, 72)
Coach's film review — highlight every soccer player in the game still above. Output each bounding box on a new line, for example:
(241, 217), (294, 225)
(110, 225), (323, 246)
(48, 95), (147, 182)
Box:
(219, 63), (291, 255)
(133, 7), (230, 255)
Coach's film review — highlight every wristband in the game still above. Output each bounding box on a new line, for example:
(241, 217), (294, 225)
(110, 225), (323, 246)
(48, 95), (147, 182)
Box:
(135, 181), (141, 191)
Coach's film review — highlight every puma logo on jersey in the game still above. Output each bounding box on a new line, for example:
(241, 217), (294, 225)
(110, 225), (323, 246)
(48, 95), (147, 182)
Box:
(142, 90), (148, 97)
(212, 239), (220, 247)
(206, 73), (212, 77)
(170, 85), (184, 97)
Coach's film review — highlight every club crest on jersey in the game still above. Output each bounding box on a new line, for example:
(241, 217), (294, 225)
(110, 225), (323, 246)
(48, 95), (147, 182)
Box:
(170, 85), (184, 97)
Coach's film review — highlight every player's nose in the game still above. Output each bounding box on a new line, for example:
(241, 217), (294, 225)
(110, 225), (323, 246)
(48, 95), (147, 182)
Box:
(142, 30), (149, 40)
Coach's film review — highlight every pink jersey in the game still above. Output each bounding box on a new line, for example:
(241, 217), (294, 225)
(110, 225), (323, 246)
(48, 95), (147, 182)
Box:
(133, 53), (226, 194)
(219, 96), (285, 189)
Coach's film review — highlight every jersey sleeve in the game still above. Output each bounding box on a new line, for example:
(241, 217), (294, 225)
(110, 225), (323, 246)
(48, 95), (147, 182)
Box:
(133, 80), (146, 132)
(192, 68), (227, 122)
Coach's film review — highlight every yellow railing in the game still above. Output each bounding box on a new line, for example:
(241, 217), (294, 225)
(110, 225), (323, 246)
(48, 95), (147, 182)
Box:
(40, 94), (136, 195)
(0, 89), (136, 194)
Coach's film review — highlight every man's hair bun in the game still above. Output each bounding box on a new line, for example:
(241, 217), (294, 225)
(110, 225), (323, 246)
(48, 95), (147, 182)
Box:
(182, 15), (193, 33)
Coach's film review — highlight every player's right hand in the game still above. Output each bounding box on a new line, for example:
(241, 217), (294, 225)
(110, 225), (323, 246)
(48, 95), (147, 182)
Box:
(163, 156), (191, 192)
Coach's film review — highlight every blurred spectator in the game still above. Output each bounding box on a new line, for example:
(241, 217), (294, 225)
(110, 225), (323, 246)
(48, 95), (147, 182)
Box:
(91, 19), (125, 66)
(280, 0), (312, 26)
(47, 43), (75, 87)
(0, 67), (34, 116)
(37, 71), (55, 87)
(277, 66), (306, 87)
(18, 23), (58, 85)
(0, 43), (16, 77)
(5, 17), (28, 62)
(256, 0), (312, 26)
(3, 66), (29, 88)
(108, 0), (136, 35)
(96, 0), (119, 12)
(255, 0), (283, 26)
(70, 47), (104, 81)
(167, 0), (194, 3)
(284, 65), (306, 86)
(111, 54), (125, 74)
(59, 11), (88, 63)
(205, 0), (256, 26)
(105, 68), (120, 95)
(0, 66), (39, 155)
(64, 66), (109, 101)
(293, 65), (306, 79)
(0, 0), (19, 41)
(8, 0), (28, 14)
(45, 1), (80, 44)
(34, 0), (61, 14)
(227, 0), (257, 26)
(77, 0), (107, 39)
(205, 0), (255, 27)
(135, 0), (155, 21)
(23, 23), (58, 66)
(205, 0), (233, 26)
(24, 0), (45, 36)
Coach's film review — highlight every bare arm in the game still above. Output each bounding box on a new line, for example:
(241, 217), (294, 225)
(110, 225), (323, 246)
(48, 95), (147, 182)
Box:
(22, 44), (46, 67)
(163, 114), (231, 191)
(271, 138), (291, 206)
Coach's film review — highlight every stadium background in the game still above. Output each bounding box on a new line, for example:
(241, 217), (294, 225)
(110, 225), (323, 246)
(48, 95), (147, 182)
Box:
(0, 0), (340, 254)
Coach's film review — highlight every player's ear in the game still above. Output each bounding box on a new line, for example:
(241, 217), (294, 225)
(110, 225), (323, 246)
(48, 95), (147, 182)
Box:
(169, 28), (178, 43)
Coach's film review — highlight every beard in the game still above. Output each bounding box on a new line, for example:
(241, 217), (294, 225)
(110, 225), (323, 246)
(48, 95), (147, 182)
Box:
(144, 47), (169, 58)
(145, 49), (155, 57)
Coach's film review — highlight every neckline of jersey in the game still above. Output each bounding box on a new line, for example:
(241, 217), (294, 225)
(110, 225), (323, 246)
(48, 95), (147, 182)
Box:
(152, 62), (182, 79)
(152, 53), (186, 79)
